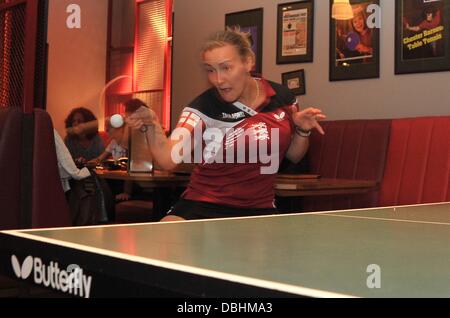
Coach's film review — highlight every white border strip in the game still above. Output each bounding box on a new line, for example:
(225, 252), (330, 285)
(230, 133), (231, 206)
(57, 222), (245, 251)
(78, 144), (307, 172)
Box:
(4, 202), (449, 234)
(5, 231), (355, 298)
(319, 214), (450, 226)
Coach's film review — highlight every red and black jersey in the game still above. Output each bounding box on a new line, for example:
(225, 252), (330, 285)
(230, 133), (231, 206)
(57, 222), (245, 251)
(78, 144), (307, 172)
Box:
(175, 78), (297, 209)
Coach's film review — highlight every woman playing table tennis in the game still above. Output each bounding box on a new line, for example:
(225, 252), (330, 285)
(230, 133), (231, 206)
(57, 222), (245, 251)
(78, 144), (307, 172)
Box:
(126, 28), (326, 221)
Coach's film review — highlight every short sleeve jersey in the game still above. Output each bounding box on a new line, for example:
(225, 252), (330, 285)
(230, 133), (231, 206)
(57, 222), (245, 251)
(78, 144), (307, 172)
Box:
(175, 78), (298, 209)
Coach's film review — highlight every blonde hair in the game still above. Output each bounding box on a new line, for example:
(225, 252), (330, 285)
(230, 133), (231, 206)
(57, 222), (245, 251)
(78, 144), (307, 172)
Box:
(202, 27), (256, 63)
(352, 5), (368, 23)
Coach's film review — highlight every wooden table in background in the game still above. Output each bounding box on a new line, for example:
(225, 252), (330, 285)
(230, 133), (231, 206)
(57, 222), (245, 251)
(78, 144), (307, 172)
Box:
(96, 170), (379, 217)
(274, 174), (379, 213)
(95, 169), (190, 187)
(274, 175), (379, 197)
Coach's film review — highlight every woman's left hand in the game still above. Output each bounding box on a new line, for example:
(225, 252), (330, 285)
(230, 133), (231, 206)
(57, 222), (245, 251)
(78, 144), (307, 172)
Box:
(290, 106), (327, 135)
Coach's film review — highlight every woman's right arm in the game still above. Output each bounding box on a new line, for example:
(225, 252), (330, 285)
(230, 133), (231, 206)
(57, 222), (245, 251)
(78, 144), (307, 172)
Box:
(126, 107), (195, 171)
(144, 121), (179, 171)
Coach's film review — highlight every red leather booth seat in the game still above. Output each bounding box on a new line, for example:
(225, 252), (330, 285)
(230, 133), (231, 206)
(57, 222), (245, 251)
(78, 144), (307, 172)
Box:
(0, 109), (71, 296)
(379, 116), (450, 207)
(31, 110), (71, 228)
(302, 119), (391, 212)
(0, 109), (23, 294)
(0, 108), (22, 230)
(0, 109), (71, 229)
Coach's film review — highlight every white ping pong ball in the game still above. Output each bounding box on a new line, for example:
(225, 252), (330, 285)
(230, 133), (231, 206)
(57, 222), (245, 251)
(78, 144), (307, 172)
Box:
(110, 114), (124, 128)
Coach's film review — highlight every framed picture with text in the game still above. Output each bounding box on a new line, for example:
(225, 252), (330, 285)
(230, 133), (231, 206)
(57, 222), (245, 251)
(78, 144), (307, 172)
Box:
(395, 0), (450, 74)
(277, 0), (315, 64)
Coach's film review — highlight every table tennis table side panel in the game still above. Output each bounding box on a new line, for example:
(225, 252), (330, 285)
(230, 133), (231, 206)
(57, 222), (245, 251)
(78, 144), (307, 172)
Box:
(0, 232), (300, 297)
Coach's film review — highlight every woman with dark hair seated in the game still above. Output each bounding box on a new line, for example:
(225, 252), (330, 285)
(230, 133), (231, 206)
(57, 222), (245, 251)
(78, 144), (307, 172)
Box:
(64, 107), (105, 166)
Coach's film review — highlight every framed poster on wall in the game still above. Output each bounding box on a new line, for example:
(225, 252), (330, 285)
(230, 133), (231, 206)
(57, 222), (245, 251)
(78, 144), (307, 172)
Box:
(277, 0), (315, 64)
(225, 8), (264, 75)
(282, 69), (306, 95)
(329, 0), (380, 81)
(395, 0), (450, 74)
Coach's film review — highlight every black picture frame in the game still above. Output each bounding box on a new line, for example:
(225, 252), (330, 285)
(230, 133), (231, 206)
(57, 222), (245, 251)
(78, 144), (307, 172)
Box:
(277, 1), (315, 64)
(329, 0), (380, 81)
(225, 8), (264, 75)
(395, 0), (450, 75)
(282, 69), (306, 95)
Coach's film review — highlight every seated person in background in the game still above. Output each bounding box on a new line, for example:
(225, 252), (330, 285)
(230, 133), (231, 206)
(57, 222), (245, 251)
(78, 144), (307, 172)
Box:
(124, 98), (149, 115)
(89, 119), (130, 201)
(54, 129), (91, 194)
(89, 98), (148, 170)
(89, 120), (128, 166)
(64, 107), (105, 166)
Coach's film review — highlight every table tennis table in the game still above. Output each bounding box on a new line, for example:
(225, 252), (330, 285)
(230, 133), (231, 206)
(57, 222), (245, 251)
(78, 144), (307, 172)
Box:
(1, 202), (449, 298)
